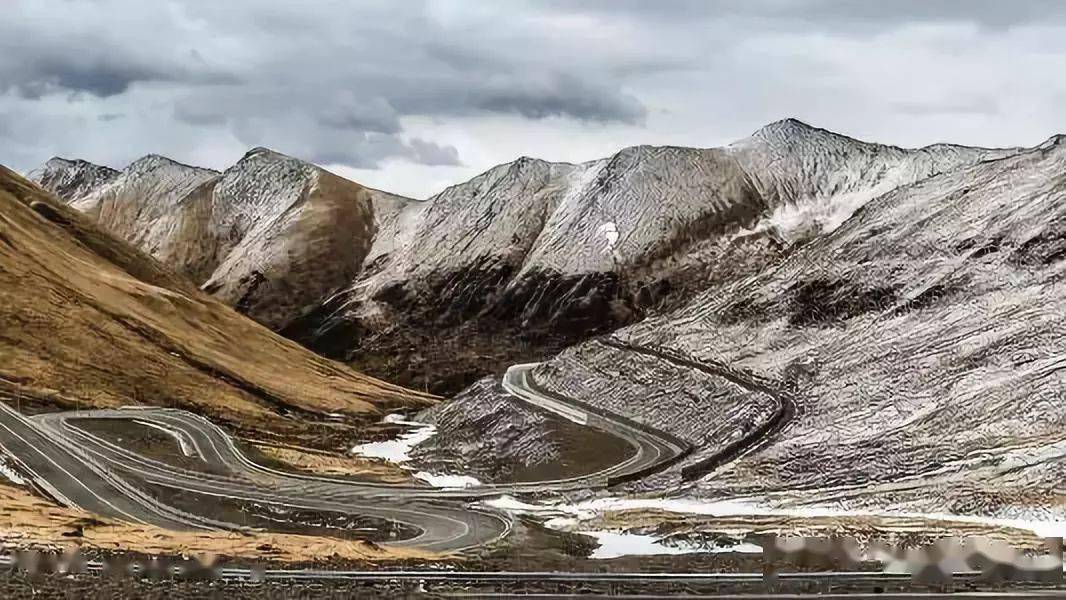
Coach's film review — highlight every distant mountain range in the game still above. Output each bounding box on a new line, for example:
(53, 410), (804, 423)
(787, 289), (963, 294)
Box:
(14, 117), (1066, 540)
(30, 119), (1014, 392)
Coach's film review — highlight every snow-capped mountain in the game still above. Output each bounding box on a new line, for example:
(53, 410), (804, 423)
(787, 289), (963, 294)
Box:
(28, 157), (118, 202)
(32, 149), (386, 331)
(413, 132), (1066, 530)
(30, 119), (1013, 392)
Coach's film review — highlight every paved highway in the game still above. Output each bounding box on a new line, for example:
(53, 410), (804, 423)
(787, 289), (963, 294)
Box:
(501, 363), (690, 486)
(0, 360), (688, 552)
(0, 403), (226, 531)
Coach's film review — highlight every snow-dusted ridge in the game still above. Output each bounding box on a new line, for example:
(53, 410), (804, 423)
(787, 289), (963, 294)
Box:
(27, 157), (119, 202)
(30, 119), (1020, 392)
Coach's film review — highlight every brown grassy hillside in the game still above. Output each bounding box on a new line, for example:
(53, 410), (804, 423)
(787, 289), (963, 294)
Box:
(0, 165), (434, 437)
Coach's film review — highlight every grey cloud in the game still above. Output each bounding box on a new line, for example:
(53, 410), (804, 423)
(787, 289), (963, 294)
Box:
(540, 0), (1066, 30)
(231, 115), (457, 169)
(173, 101), (229, 126)
(407, 139), (461, 167)
(473, 74), (646, 124)
(304, 134), (407, 169)
(14, 61), (164, 98)
(316, 96), (401, 134)
(1, 0), (653, 174)
(0, 42), (238, 99)
(305, 136), (462, 170)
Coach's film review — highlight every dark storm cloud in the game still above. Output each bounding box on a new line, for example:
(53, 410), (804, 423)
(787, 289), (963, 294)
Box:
(15, 61), (163, 98)
(0, 16), (239, 100)
(472, 74), (645, 124)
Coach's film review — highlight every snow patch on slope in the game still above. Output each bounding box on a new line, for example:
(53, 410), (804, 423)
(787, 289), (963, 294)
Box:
(350, 414), (483, 489)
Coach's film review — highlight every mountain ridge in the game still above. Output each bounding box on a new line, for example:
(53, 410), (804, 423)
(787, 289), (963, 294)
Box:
(29, 119), (1019, 392)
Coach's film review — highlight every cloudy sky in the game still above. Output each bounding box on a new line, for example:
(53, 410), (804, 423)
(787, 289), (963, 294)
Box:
(4, 1), (1066, 198)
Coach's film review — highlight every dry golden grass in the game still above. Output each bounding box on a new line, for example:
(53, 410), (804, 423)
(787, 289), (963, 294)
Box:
(0, 165), (436, 433)
(0, 164), (445, 560)
(0, 483), (432, 562)
(251, 443), (415, 484)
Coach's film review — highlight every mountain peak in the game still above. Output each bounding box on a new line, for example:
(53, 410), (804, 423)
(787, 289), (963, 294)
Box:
(242, 146), (284, 160)
(1039, 133), (1066, 150)
(27, 156), (119, 202)
(751, 117), (821, 139)
(33, 156), (115, 175)
(125, 154), (219, 177)
(41, 156), (105, 170)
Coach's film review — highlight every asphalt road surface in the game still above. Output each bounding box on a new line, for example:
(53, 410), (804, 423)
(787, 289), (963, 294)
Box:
(0, 359), (688, 552)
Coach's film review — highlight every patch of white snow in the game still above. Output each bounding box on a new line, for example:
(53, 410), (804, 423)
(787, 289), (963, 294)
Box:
(0, 460), (26, 485)
(413, 472), (482, 488)
(351, 415), (485, 488)
(482, 495), (1066, 540)
(583, 530), (762, 559)
(350, 418), (436, 463)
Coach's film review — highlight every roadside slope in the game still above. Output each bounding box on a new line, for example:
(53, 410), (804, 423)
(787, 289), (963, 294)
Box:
(0, 165), (434, 436)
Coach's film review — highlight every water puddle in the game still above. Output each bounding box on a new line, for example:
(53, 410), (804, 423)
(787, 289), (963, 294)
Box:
(351, 414), (483, 489)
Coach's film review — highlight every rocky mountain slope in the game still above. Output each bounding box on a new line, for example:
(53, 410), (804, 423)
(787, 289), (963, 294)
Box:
(290, 120), (1012, 392)
(0, 165), (433, 441)
(31, 149), (384, 331)
(420, 132), (1066, 523)
(32, 120), (1013, 393)
(26, 157), (118, 203)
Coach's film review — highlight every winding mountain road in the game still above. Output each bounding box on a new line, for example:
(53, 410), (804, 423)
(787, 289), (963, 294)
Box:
(501, 363), (691, 486)
(0, 357), (691, 553)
